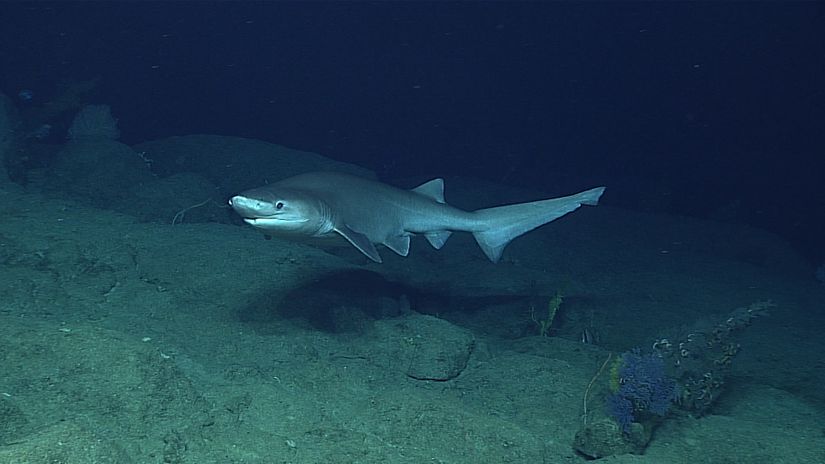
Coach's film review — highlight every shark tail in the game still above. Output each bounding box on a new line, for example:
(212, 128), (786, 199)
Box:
(471, 186), (605, 262)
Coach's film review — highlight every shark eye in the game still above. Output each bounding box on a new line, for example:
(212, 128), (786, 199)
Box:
(275, 201), (284, 210)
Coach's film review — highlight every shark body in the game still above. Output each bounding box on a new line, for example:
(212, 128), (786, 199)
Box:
(229, 172), (604, 263)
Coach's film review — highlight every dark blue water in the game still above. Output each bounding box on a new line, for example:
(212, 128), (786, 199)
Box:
(1, 2), (823, 263)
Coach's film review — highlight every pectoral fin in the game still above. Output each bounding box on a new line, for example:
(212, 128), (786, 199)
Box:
(335, 225), (383, 263)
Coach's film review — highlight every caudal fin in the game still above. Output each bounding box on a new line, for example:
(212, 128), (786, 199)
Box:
(472, 186), (605, 262)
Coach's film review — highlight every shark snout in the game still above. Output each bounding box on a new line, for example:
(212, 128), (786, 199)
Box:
(228, 195), (271, 218)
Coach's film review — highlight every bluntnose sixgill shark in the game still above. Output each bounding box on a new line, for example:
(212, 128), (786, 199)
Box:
(229, 171), (605, 263)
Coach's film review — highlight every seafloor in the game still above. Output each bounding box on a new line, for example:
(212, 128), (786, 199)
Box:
(1, 135), (823, 463)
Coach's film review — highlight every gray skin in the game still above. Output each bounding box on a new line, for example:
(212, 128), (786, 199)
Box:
(229, 171), (604, 263)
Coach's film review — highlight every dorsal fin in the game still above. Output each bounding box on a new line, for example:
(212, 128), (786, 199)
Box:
(411, 178), (445, 204)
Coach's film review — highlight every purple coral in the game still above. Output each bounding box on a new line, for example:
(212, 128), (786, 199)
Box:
(606, 349), (678, 433)
(606, 393), (635, 432)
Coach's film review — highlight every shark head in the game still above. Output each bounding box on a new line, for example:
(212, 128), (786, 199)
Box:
(229, 186), (332, 236)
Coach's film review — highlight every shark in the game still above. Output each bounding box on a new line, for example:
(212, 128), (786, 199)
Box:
(229, 171), (604, 263)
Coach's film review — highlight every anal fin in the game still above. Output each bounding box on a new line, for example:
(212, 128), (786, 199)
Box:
(425, 230), (452, 249)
